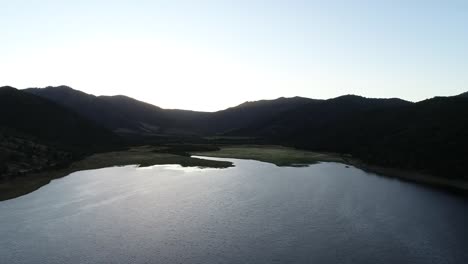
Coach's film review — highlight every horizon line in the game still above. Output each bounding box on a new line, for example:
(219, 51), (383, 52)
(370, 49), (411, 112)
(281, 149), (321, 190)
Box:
(2, 84), (466, 112)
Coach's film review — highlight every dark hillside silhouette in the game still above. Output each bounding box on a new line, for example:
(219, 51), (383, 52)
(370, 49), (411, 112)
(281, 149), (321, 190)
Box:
(4, 85), (468, 181)
(198, 96), (316, 135)
(25, 86), (317, 136)
(26, 86), (173, 136)
(0, 86), (119, 151)
(229, 95), (468, 179)
(0, 87), (121, 178)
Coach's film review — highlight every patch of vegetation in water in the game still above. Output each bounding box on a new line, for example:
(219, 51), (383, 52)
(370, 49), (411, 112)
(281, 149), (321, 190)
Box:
(0, 146), (232, 201)
(192, 145), (345, 167)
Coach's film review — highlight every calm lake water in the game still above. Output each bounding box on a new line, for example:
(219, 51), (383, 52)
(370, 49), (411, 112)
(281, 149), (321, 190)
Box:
(1, 157), (467, 264)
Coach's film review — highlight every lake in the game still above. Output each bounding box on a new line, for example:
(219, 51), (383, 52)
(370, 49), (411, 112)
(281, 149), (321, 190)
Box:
(1, 157), (467, 264)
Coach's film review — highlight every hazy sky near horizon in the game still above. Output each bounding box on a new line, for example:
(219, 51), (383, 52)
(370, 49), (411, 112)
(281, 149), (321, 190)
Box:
(1, 1), (467, 111)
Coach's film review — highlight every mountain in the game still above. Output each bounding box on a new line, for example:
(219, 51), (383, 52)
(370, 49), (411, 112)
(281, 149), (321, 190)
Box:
(25, 86), (175, 136)
(230, 95), (413, 139)
(230, 94), (468, 179)
(24, 86), (316, 136)
(193, 96), (317, 135)
(0, 86), (119, 150)
(0, 86), (121, 178)
(18, 85), (468, 179)
(348, 96), (468, 178)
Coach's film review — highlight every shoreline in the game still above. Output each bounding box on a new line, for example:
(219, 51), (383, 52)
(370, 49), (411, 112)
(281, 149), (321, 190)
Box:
(2, 145), (467, 202)
(0, 146), (232, 201)
(194, 145), (468, 195)
(343, 158), (468, 195)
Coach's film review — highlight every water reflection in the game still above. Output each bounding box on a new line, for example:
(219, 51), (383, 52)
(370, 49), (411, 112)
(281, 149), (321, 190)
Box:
(0, 157), (467, 264)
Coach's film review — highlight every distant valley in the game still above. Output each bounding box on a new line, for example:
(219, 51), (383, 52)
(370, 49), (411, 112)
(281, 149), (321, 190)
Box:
(1, 85), (468, 195)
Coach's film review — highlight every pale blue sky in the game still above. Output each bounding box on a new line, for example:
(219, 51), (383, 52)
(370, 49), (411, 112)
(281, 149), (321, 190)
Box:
(1, 0), (467, 111)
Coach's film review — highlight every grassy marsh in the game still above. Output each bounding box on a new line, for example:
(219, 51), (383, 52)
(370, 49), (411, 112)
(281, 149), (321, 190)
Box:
(192, 145), (345, 166)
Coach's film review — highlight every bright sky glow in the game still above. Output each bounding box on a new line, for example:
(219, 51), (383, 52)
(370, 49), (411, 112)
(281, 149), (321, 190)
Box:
(1, 0), (467, 111)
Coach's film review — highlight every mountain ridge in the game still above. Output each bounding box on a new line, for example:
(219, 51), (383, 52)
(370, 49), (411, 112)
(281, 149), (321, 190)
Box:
(0, 87), (122, 179)
(5, 85), (468, 180)
(24, 86), (423, 112)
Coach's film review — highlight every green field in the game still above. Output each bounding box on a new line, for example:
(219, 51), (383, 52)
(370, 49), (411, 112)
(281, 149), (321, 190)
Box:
(192, 145), (345, 166)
